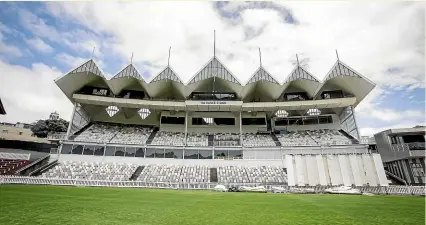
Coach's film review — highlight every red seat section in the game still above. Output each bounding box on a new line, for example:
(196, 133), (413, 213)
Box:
(0, 158), (30, 175)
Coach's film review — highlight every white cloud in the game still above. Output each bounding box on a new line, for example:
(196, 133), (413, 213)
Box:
(56, 53), (87, 69)
(2, 2), (425, 131)
(18, 8), (102, 57)
(0, 60), (72, 124)
(44, 2), (424, 89)
(26, 37), (53, 53)
(0, 23), (22, 58)
(0, 42), (22, 58)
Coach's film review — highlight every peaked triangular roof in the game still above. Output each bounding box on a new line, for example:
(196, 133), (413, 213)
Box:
(112, 64), (144, 81)
(247, 67), (279, 85)
(325, 60), (363, 82)
(189, 57), (240, 85)
(69, 59), (103, 77)
(150, 66), (183, 84)
(285, 65), (319, 83)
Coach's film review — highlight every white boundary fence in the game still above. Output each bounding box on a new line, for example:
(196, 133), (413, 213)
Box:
(0, 176), (424, 196)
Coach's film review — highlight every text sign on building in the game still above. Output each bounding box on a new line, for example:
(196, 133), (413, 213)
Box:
(200, 101), (227, 105)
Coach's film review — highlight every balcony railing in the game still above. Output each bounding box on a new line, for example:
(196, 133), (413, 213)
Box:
(391, 142), (425, 153)
(47, 132), (67, 140)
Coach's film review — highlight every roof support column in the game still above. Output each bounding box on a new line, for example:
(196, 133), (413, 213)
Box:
(239, 111), (242, 145)
(65, 102), (77, 140)
(184, 111), (188, 146)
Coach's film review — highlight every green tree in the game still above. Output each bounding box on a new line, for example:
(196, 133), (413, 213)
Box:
(31, 119), (69, 138)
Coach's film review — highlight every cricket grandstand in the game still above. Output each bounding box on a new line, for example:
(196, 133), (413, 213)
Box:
(1, 51), (425, 197)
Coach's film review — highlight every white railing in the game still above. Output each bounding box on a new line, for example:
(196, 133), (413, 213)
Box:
(391, 142), (425, 152)
(0, 176), (424, 196)
(47, 132), (67, 140)
(0, 153), (30, 160)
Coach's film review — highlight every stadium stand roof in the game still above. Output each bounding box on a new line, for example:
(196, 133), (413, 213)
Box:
(55, 53), (376, 107)
(0, 98), (5, 115)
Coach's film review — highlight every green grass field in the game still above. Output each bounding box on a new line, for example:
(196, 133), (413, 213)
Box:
(0, 185), (424, 225)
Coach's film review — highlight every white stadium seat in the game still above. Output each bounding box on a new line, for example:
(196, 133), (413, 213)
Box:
(242, 133), (276, 147)
(41, 161), (138, 181)
(308, 129), (352, 145)
(151, 131), (185, 146)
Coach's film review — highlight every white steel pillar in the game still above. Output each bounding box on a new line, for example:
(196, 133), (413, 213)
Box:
(184, 111), (188, 145)
(65, 102), (77, 140)
(239, 111), (242, 144)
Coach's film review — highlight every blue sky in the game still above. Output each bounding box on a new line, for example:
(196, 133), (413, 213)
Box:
(0, 2), (424, 136)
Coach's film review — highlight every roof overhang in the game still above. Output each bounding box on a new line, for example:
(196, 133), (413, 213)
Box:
(74, 93), (356, 113)
(0, 98), (5, 115)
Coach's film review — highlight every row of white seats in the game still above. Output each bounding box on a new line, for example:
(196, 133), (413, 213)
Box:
(218, 165), (287, 183)
(151, 131), (186, 146)
(276, 131), (317, 146)
(40, 161), (138, 181)
(308, 129), (352, 145)
(73, 123), (119, 143)
(186, 133), (209, 146)
(41, 162), (287, 184)
(73, 124), (353, 147)
(242, 134), (276, 147)
(138, 165), (210, 183)
(110, 126), (151, 145)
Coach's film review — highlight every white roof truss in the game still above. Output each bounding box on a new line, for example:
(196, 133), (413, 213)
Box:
(189, 57), (241, 85)
(247, 67), (279, 84)
(112, 64), (144, 81)
(151, 66), (183, 84)
(285, 65), (319, 83)
(325, 61), (363, 81)
(69, 59), (104, 78)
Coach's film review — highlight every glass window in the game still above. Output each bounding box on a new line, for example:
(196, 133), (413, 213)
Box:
(114, 147), (125, 156)
(174, 149), (183, 159)
(319, 116), (330, 124)
(61, 144), (72, 154)
(165, 149), (176, 158)
(155, 149), (165, 158)
(214, 150), (228, 159)
(146, 148), (155, 158)
(94, 146), (105, 156)
(303, 117), (318, 125)
(135, 148), (145, 157)
(125, 147), (136, 157)
(184, 150), (199, 159)
(71, 145), (83, 154)
(229, 150), (243, 159)
(105, 146), (115, 156)
(199, 150), (213, 159)
(83, 146), (94, 155)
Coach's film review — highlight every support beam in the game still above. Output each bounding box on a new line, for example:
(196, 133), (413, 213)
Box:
(66, 102), (77, 140)
(239, 111), (242, 143)
(184, 111), (188, 145)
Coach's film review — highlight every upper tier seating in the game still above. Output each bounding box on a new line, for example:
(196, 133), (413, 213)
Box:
(308, 129), (352, 145)
(242, 133), (276, 147)
(217, 166), (287, 184)
(138, 165), (210, 183)
(214, 133), (240, 146)
(151, 131), (185, 146)
(276, 131), (317, 146)
(110, 126), (151, 145)
(0, 159), (30, 175)
(186, 133), (208, 147)
(40, 161), (138, 181)
(73, 123), (120, 143)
